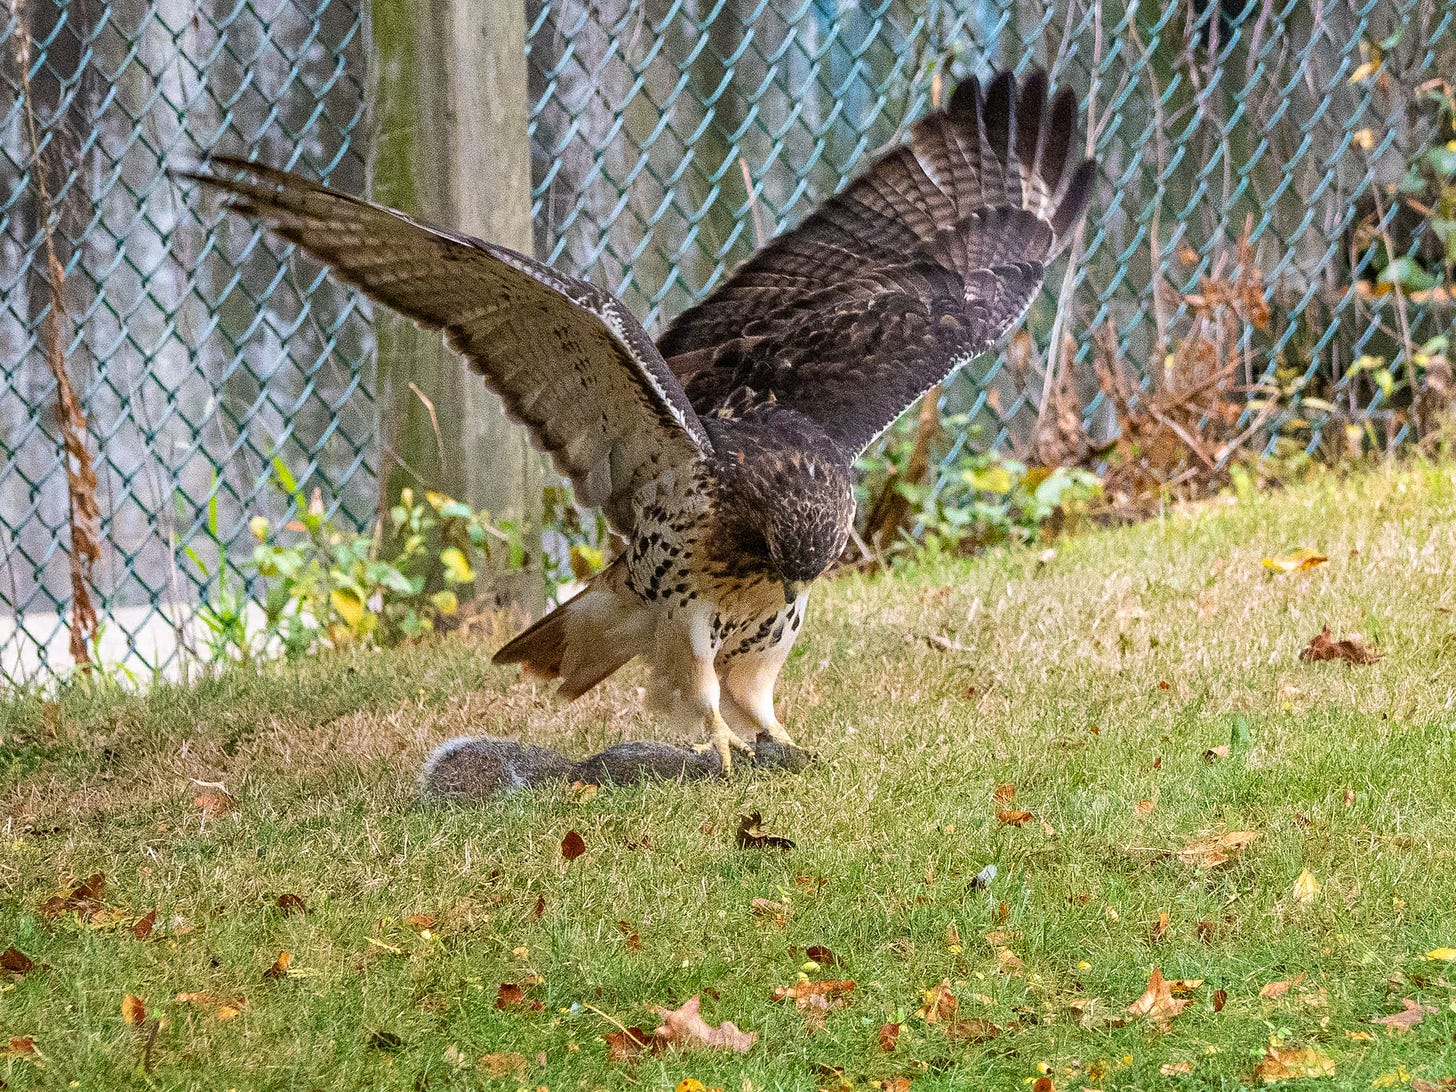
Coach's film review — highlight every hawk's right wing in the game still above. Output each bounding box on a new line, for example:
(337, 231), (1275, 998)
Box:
(658, 70), (1093, 456)
(184, 158), (712, 534)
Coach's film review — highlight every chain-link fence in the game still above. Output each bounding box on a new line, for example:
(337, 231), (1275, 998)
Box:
(3, 0), (1454, 683)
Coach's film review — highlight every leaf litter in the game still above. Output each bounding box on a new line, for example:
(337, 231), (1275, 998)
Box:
(1299, 627), (1382, 665)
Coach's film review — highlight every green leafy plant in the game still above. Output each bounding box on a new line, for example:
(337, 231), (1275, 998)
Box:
(185, 461), (544, 665)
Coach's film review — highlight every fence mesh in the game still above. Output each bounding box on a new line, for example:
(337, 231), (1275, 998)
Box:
(3, 0), (1454, 682)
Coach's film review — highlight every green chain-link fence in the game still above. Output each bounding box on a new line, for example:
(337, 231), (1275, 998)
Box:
(3, 0), (1454, 682)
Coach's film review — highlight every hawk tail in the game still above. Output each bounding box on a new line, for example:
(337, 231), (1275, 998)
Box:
(492, 560), (649, 699)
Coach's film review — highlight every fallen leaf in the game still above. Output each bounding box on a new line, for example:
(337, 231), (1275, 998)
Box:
(1213, 988), (1227, 1012)
(1262, 549), (1328, 573)
(1, 947), (36, 976)
(877, 1021), (901, 1051)
(1292, 869), (1321, 904)
(876, 1079), (912, 1092)
(1344, 1029), (1374, 1041)
(38, 873), (107, 920)
(276, 893), (309, 916)
(479, 1051), (528, 1077)
(1178, 830), (1258, 868)
(650, 995), (756, 1052)
(735, 812), (795, 850)
(996, 810), (1034, 827)
(617, 921), (641, 950)
(561, 830), (586, 860)
(1150, 911), (1170, 942)
(771, 979), (855, 1029)
(1127, 967), (1189, 1031)
(1425, 947), (1456, 961)
(1260, 976), (1302, 999)
(194, 791), (235, 819)
(263, 951), (291, 980)
(132, 910), (157, 939)
(1299, 627), (1382, 666)
(177, 992), (246, 1020)
(122, 994), (146, 1025)
(528, 894), (546, 921)
(368, 1030), (405, 1051)
(1136, 799), (1155, 815)
(6, 1037), (37, 1057)
(1032, 1080), (1053, 1092)
(1254, 1042), (1336, 1082)
(916, 980), (958, 1023)
(1373, 997), (1435, 1033)
(405, 914), (437, 931)
(750, 898), (788, 927)
(1373, 1068), (1413, 1089)
(994, 783), (1016, 803)
(1411, 1080), (1456, 1092)
(995, 948), (1023, 976)
(943, 1016), (1003, 1042)
(603, 1026), (652, 1060)
(805, 944), (838, 966)
(1203, 744), (1232, 762)
(1161, 1062), (1195, 1075)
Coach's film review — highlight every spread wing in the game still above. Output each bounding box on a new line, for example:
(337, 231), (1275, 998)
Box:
(183, 158), (712, 534)
(658, 70), (1094, 455)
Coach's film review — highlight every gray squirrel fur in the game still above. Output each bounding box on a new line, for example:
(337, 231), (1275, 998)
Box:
(420, 733), (812, 803)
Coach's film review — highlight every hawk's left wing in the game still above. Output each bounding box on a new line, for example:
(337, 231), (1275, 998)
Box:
(183, 158), (712, 534)
(658, 70), (1093, 455)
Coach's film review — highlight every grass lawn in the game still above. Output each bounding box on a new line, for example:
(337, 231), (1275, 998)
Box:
(3, 462), (1456, 1090)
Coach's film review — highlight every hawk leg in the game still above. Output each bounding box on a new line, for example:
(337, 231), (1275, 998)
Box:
(720, 647), (796, 747)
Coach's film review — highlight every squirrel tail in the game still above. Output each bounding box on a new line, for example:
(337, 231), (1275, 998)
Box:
(492, 559), (649, 699)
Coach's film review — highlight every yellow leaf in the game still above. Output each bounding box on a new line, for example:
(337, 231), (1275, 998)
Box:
(1426, 947), (1456, 960)
(248, 515), (270, 540)
(430, 590), (459, 616)
(330, 586), (365, 629)
(966, 464), (1014, 493)
(424, 490), (449, 510)
(1255, 1043), (1336, 1082)
(676, 1081), (708, 1092)
(1371, 1066), (1410, 1088)
(1350, 60), (1378, 83)
(1262, 548), (1328, 573)
(439, 547), (474, 584)
(1292, 868), (1321, 904)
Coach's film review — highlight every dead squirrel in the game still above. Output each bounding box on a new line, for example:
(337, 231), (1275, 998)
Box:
(420, 734), (812, 803)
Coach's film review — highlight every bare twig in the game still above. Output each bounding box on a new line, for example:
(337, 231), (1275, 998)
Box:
(11, 0), (101, 669)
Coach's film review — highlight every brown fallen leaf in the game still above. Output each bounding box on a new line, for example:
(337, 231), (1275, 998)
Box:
(1203, 744), (1231, 762)
(479, 1051), (528, 1077)
(877, 1021), (901, 1052)
(1031, 1080), (1052, 1092)
(38, 873), (107, 920)
(1299, 626), (1382, 666)
(996, 810), (1034, 827)
(528, 894), (546, 921)
(943, 1016), (1003, 1042)
(916, 980), (958, 1023)
(194, 791), (235, 819)
(132, 910), (157, 940)
(1150, 911), (1170, 943)
(404, 914), (437, 931)
(1135, 799), (1156, 815)
(1161, 1062), (1195, 1076)
(736, 811), (795, 850)
(122, 994), (147, 1025)
(617, 921), (641, 950)
(561, 830), (586, 860)
(876, 1077), (913, 1092)
(750, 898), (788, 927)
(1, 947), (36, 976)
(276, 893), (309, 916)
(994, 783), (1016, 803)
(495, 983), (543, 1011)
(603, 1026), (653, 1060)
(650, 995), (756, 1052)
(1213, 988), (1227, 1012)
(771, 979), (855, 1029)
(1411, 1080), (1456, 1092)
(1254, 1042), (1336, 1082)
(6, 1037), (37, 1057)
(1178, 830), (1258, 868)
(805, 944), (838, 967)
(1127, 967), (1189, 1031)
(1373, 997), (1435, 1033)
(1260, 975), (1304, 1000)
(263, 950), (291, 980)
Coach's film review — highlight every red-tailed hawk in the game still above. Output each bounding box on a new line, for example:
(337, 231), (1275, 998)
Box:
(187, 69), (1092, 769)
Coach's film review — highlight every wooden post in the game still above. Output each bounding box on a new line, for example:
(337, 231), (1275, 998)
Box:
(368, 0), (544, 612)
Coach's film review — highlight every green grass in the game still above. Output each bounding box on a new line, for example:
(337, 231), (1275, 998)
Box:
(4, 462), (1456, 1090)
